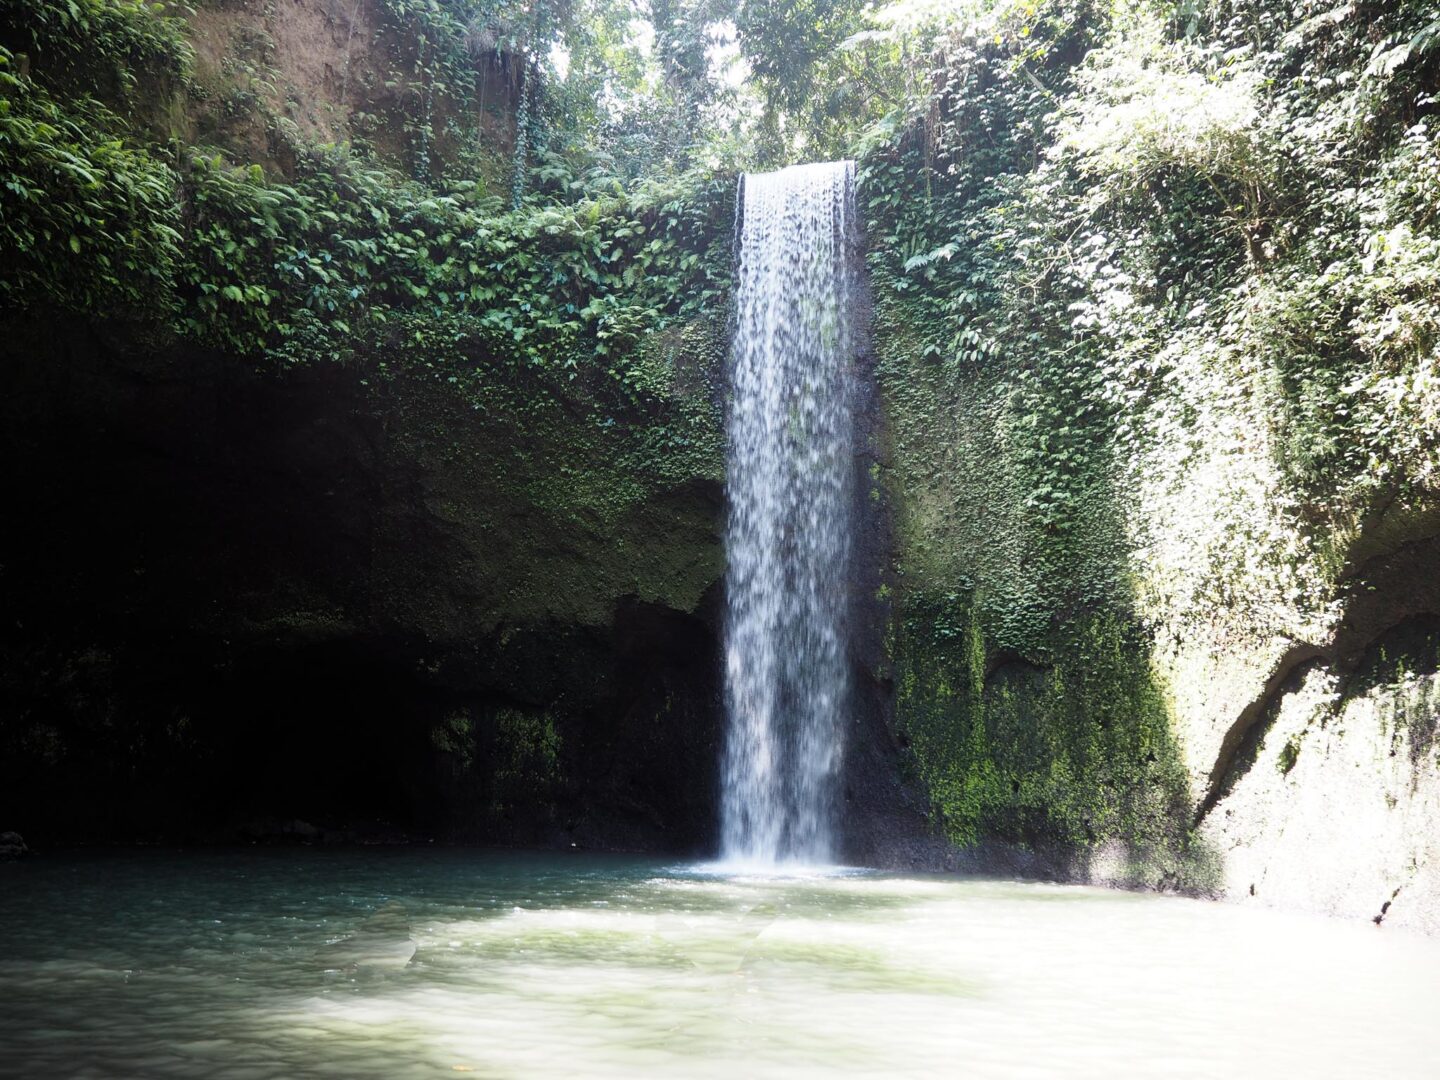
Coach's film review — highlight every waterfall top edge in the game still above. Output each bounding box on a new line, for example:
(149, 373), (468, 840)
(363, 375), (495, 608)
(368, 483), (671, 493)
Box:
(742, 159), (854, 181)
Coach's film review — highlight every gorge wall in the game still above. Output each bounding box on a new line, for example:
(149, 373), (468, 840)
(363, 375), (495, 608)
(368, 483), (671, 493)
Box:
(861, 1), (1440, 931)
(0, 0), (739, 851)
(4, 0), (1440, 931)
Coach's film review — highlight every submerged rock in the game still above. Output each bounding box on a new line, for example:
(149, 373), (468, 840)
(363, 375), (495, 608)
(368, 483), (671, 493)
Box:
(0, 831), (29, 859)
(318, 902), (417, 972)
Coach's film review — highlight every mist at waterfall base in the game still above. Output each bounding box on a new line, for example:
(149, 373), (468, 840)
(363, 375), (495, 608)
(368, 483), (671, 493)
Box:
(4, 848), (1439, 1079)
(721, 161), (859, 869)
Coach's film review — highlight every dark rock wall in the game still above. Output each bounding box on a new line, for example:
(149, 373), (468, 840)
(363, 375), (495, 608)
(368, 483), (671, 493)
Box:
(0, 322), (726, 853)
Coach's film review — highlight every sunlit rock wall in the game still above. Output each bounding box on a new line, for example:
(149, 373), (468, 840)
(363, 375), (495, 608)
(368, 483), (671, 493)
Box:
(1123, 337), (1440, 926)
(1200, 661), (1440, 934)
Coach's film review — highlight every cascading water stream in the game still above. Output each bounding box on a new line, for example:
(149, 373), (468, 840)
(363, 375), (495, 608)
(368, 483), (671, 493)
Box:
(720, 160), (859, 867)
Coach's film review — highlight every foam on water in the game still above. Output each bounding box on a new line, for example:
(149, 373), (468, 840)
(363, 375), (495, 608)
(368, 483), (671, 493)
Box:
(681, 859), (864, 881)
(3, 849), (1440, 1079)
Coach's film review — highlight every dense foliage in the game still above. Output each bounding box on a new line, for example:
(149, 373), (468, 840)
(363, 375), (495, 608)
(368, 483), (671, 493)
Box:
(0, 0), (190, 100)
(0, 0), (737, 646)
(0, 0), (735, 381)
(0, 47), (181, 315)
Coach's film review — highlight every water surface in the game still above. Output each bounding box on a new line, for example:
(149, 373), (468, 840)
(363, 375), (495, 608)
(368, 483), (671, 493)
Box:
(2, 849), (1436, 1078)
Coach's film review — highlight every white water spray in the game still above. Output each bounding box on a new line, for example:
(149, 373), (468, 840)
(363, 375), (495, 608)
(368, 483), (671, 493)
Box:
(720, 161), (859, 866)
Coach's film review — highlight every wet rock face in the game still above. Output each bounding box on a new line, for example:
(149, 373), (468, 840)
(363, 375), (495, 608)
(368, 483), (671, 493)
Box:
(0, 323), (725, 853)
(838, 337), (955, 871)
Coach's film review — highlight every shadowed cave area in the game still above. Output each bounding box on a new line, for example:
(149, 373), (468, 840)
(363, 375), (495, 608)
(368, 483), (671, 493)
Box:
(0, 326), (727, 852)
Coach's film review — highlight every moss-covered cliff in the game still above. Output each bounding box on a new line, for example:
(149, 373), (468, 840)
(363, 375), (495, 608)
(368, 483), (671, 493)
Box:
(0, 0), (738, 850)
(858, 0), (1440, 923)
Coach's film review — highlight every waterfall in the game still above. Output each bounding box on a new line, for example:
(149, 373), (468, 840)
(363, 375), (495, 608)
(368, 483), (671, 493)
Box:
(720, 160), (859, 867)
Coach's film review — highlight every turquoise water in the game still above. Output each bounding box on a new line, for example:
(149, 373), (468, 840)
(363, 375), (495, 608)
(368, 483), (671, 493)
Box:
(2, 849), (1437, 1078)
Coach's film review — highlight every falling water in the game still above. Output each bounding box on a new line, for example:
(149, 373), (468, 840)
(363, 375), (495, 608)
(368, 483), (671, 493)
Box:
(721, 160), (859, 866)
